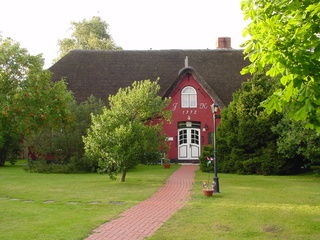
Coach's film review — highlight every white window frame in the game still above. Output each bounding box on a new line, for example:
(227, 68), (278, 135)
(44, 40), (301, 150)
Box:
(181, 86), (197, 108)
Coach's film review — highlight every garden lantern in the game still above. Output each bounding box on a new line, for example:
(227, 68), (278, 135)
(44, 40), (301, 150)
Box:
(211, 103), (220, 193)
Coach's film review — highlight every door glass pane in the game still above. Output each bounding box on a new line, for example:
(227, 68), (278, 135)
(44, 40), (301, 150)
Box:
(179, 130), (188, 145)
(191, 130), (199, 144)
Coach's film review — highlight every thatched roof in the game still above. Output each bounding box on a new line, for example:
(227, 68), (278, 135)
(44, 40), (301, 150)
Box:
(49, 49), (249, 106)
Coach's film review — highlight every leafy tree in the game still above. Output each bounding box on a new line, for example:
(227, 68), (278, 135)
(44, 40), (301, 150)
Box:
(0, 36), (73, 166)
(56, 16), (121, 60)
(84, 80), (170, 182)
(241, 0), (320, 130)
(273, 116), (320, 172)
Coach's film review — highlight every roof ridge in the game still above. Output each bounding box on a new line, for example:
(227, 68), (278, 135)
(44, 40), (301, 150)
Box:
(69, 49), (244, 53)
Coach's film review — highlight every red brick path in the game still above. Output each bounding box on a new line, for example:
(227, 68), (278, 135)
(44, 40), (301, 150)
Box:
(85, 165), (198, 240)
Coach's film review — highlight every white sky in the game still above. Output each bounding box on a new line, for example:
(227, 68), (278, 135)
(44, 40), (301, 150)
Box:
(0, 0), (247, 67)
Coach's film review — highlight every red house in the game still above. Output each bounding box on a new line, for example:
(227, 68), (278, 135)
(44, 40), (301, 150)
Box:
(50, 38), (248, 163)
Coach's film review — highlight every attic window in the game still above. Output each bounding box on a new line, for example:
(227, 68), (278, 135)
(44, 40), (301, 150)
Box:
(181, 86), (197, 108)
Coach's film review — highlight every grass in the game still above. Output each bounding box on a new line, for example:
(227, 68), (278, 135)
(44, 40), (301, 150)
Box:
(148, 171), (320, 240)
(0, 161), (178, 240)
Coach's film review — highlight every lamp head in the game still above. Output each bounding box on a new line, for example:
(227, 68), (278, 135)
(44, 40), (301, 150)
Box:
(211, 103), (219, 113)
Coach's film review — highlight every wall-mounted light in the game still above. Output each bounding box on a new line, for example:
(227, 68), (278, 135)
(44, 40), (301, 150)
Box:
(211, 103), (219, 113)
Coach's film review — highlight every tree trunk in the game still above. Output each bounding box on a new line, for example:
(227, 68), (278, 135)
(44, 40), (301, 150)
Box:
(120, 169), (127, 182)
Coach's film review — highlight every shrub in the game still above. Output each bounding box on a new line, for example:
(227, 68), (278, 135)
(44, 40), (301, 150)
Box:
(215, 74), (295, 175)
(273, 116), (320, 174)
(207, 73), (318, 175)
(239, 158), (262, 175)
(26, 159), (71, 173)
(25, 96), (104, 173)
(219, 159), (240, 173)
(25, 155), (97, 174)
(199, 145), (214, 172)
(140, 151), (163, 165)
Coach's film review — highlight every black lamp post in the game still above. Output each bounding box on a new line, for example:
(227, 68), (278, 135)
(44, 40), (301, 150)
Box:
(211, 103), (220, 193)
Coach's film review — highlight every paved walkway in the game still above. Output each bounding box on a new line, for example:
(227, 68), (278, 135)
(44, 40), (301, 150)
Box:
(85, 165), (198, 240)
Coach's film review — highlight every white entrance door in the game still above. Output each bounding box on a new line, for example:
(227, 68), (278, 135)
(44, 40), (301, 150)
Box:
(178, 128), (200, 159)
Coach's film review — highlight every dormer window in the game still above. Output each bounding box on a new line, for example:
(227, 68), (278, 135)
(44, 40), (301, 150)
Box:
(181, 86), (197, 108)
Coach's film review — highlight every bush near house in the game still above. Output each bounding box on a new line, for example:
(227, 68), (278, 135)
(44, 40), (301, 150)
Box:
(26, 96), (104, 173)
(199, 145), (214, 172)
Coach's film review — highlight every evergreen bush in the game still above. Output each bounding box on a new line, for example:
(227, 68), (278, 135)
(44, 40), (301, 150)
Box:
(215, 73), (319, 175)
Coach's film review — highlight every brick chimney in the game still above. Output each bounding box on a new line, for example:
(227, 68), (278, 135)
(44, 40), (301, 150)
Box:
(216, 37), (232, 49)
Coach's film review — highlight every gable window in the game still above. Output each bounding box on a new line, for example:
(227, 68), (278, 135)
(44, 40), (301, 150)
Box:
(181, 86), (197, 108)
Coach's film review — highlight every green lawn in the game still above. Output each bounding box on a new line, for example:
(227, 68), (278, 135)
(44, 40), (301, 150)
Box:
(0, 161), (178, 240)
(148, 171), (320, 240)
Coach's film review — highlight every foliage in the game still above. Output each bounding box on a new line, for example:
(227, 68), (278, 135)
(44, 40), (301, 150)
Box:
(84, 80), (171, 182)
(216, 74), (292, 174)
(201, 180), (215, 190)
(199, 145), (214, 172)
(26, 158), (74, 173)
(26, 96), (104, 173)
(161, 154), (170, 164)
(273, 116), (320, 172)
(140, 151), (163, 165)
(0, 36), (73, 166)
(216, 73), (319, 175)
(241, 0), (320, 131)
(56, 16), (121, 60)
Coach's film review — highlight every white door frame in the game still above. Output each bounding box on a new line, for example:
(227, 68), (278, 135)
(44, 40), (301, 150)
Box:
(178, 128), (201, 160)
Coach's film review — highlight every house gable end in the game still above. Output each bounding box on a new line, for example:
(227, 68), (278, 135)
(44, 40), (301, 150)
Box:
(164, 67), (225, 108)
